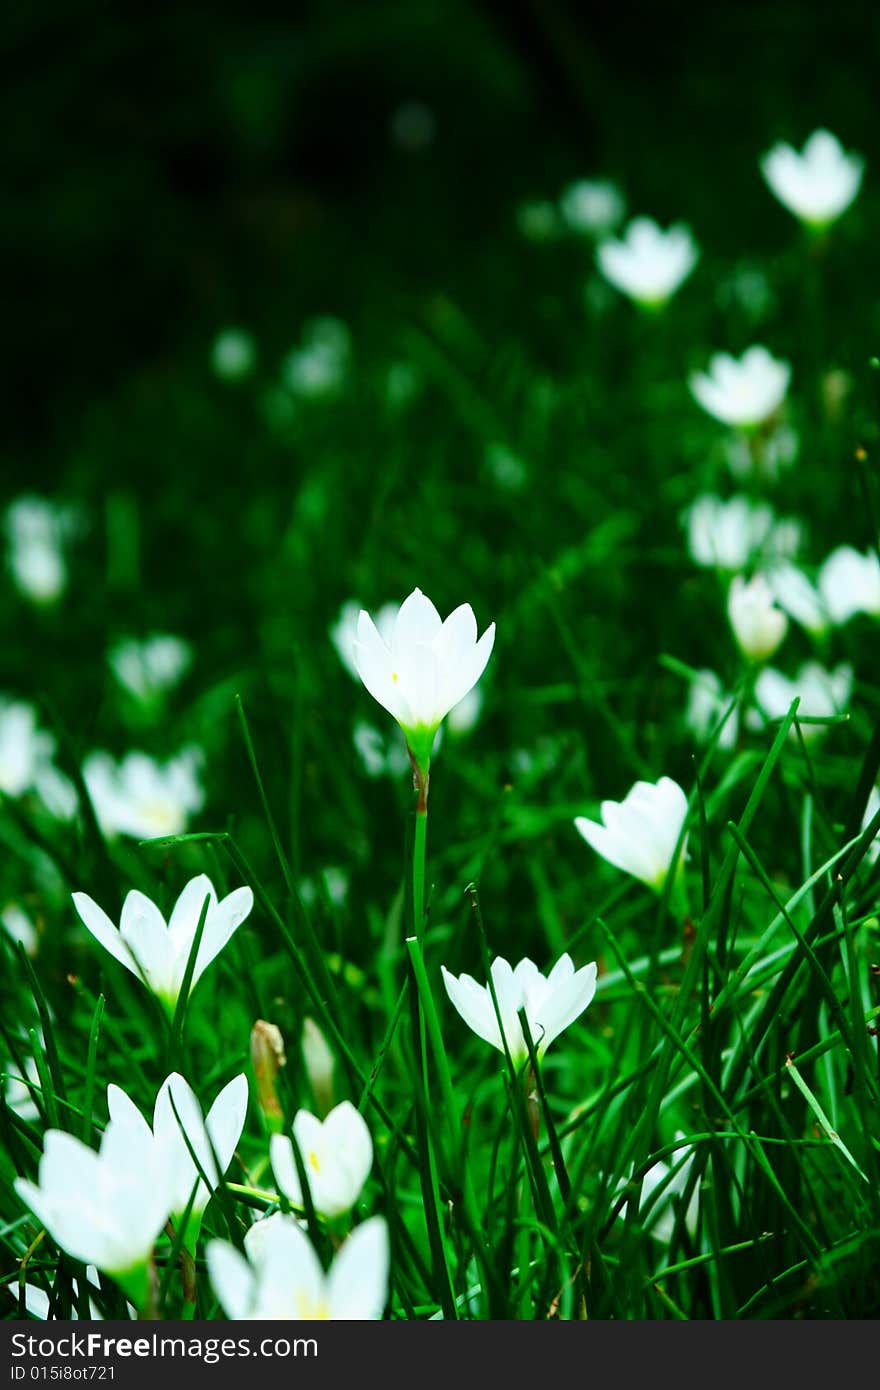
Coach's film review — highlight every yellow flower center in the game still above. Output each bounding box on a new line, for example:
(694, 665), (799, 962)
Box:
(308, 1150), (321, 1172)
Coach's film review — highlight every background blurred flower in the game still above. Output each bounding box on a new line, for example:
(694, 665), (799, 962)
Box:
(82, 747), (204, 840)
(689, 347), (790, 428)
(761, 129), (863, 227)
(818, 546), (880, 624)
(685, 495), (798, 571)
(748, 662), (852, 740)
(597, 218), (698, 307)
(727, 574), (789, 661)
(211, 327), (257, 382)
(685, 670), (739, 751)
(108, 634), (192, 705)
(3, 496), (79, 605)
(558, 178), (625, 235)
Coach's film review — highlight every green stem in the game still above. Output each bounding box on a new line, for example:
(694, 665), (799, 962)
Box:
(412, 763), (429, 937)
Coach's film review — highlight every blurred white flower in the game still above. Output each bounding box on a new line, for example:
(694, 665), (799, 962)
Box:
(108, 634), (192, 705)
(685, 670), (739, 751)
(283, 318), (351, 399)
(72, 873), (253, 1011)
(684, 495), (799, 571)
(727, 574), (788, 661)
(211, 328), (257, 382)
(270, 1101), (373, 1220)
(818, 546), (880, 624)
(748, 662), (853, 741)
(575, 777), (689, 894)
(446, 686), (484, 737)
(3, 496), (79, 605)
(2, 903), (39, 956)
(82, 747), (204, 840)
(331, 600), (397, 681)
(208, 1215), (388, 1320)
(118, 1072), (249, 1250)
(299, 867), (349, 909)
(761, 129), (863, 228)
(0, 700), (76, 820)
(353, 588), (495, 773)
(689, 347), (790, 428)
(352, 720), (412, 780)
(441, 953), (597, 1068)
(559, 179), (625, 236)
(11, 1265), (118, 1321)
(596, 218), (698, 308)
(767, 562), (829, 636)
(4, 1055), (41, 1122)
(14, 1085), (174, 1301)
(861, 787), (880, 865)
(302, 1018), (335, 1116)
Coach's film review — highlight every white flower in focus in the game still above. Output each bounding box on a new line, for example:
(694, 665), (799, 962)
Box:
(72, 874), (254, 1011)
(331, 601), (397, 681)
(685, 671), (738, 751)
(108, 635), (192, 705)
(689, 347), (791, 429)
(2, 903), (39, 956)
(211, 328), (257, 381)
(575, 777), (689, 895)
(818, 546), (880, 624)
(145, 1072), (247, 1248)
(596, 218), (698, 308)
(14, 1086), (174, 1301)
(684, 495), (798, 571)
(352, 588), (495, 771)
(748, 663), (852, 742)
(767, 562), (829, 636)
(82, 747), (204, 840)
(761, 129), (864, 228)
(559, 179), (625, 236)
(3, 496), (78, 605)
(270, 1101), (373, 1220)
(441, 953), (597, 1068)
(727, 574), (788, 661)
(207, 1215), (389, 1320)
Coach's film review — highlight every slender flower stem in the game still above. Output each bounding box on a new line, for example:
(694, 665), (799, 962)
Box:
(411, 758), (430, 938)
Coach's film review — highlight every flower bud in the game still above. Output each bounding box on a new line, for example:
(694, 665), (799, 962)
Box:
(250, 1020), (286, 1132)
(302, 1017), (335, 1115)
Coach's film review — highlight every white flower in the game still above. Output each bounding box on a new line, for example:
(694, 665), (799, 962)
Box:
(596, 218), (698, 307)
(270, 1101), (373, 1219)
(446, 686), (484, 736)
(351, 720), (412, 779)
(72, 873), (254, 1010)
(761, 129), (863, 228)
(748, 663), (852, 741)
(685, 670), (738, 751)
(575, 777), (689, 894)
(150, 1072), (248, 1245)
(818, 546), (880, 624)
(0, 701), (54, 798)
(83, 747), (204, 840)
(441, 953), (597, 1068)
(684, 495), (799, 571)
(14, 1085), (174, 1298)
(108, 635), (192, 704)
(689, 347), (790, 428)
(861, 787), (880, 865)
(207, 1215), (389, 1320)
(283, 318), (350, 399)
(3, 496), (78, 605)
(559, 179), (625, 235)
(2, 903), (39, 956)
(331, 600), (397, 681)
(211, 328), (257, 381)
(352, 588), (495, 770)
(767, 562), (829, 636)
(5, 1055), (41, 1122)
(727, 574), (788, 661)
(622, 1134), (699, 1244)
